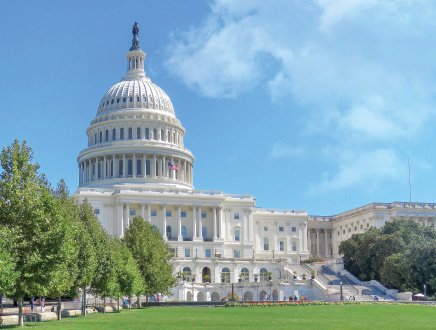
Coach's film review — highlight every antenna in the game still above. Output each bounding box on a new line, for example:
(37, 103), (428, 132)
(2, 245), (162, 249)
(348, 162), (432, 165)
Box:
(408, 159), (412, 203)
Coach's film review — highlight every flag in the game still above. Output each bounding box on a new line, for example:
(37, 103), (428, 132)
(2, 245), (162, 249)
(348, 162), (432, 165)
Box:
(168, 162), (179, 170)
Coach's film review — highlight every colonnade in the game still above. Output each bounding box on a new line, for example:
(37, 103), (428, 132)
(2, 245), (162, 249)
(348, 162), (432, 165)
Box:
(307, 228), (332, 258)
(114, 202), (223, 240)
(79, 153), (193, 186)
(255, 222), (307, 255)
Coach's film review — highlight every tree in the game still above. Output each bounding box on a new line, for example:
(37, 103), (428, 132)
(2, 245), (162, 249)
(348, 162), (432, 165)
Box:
(123, 217), (175, 304)
(0, 140), (73, 326)
(112, 238), (144, 309)
(0, 226), (19, 296)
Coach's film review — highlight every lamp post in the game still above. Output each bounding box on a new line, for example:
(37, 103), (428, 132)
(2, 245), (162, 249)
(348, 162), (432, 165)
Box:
(231, 283), (235, 301)
(340, 282), (343, 301)
(272, 250), (275, 258)
(269, 278), (272, 301)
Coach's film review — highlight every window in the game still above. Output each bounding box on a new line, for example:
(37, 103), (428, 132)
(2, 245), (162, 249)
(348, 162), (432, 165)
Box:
(105, 130), (109, 141)
(202, 227), (207, 238)
(166, 226), (171, 239)
(264, 237), (269, 250)
(183, 267), (191, 281)
(145, 128), (150, 140)
(112, 128), (116, 140)
(153, 225), (157, 231)
(137, 127), (141, 139)
(279, 226), (284, 232)
(130, 210), (136, 216)
(130, 96), (133, 102)
(99, 131), (102, 143)
(234, 250), (240, 258)
(146, 160), (150, 176)
(181, 212), (186, 217)
(128, 159), (133, 176)
(185, 249), (190, 257)
(182, 226), (187, 239)
(120, 128), (124, 139)
(201, 212), (206, 218)
(234, 213), (240, 220)
(264, 226), (268, 231)
(94, 209), (100, 215)
(292, 241), (297, 251)
(137, 96), (140, 102)
(279, 241), (284, 251)
(94, 133), (97, 144)
(260, 268), (268, 282)
(166, 211), (172, 217)
(161, 129), (165, 141)
(222, 268), (230, 283)
(143, 96), (147, 103)
(111, 99), (114, 104)
(234, 229), (240, 241)
(292, 227), (296, 232)
(123, 97), (126, 102)
(118, 160), (123, 176)
(137, 160), (141, 175)
(97, 163), (101, 178)
(117, 98), (120, 103)
(348, 228), (351, 233)
(240, 268), (249, 283)
(128, 127), (133, 139)
(205, 249), (211, 258)
(337, 231), (340, 236)
(153, 128), (157, 140)
(343, 230), (345, 234)
(151, 211), (157, 216)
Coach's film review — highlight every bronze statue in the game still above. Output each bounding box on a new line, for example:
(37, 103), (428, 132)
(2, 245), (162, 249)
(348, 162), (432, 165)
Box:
(132, 22), (139, 38)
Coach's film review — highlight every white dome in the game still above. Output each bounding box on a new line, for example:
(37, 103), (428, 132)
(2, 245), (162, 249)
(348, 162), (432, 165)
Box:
(96, 77), (175, 117)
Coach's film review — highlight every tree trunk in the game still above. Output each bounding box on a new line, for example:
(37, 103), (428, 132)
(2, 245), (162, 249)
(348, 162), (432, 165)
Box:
(146, 295), (149, 307)
(103, 297), (106, 313)
(18, 297), (24, 326)
(117, 298), (120, 312)
(137, 295), (140, 309)
(57, 294), (62, 321)
(82, 286), (87, 316)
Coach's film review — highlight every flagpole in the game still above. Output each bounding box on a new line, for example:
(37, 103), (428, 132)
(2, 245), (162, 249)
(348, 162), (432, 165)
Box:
(408, 158), (412, 203)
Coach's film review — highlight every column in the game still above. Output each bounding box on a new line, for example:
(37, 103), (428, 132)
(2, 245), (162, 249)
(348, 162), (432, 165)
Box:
(88, 159), (91, 182)
(219, 206), (224, 239)
(243, 210), (248, 242)
(141, 204), (145, 220)
(273, 222), (278, 251)
(303, 224), (308, 253)
(103, 156), (107, 179)
(198, 206), (203, 239)
(146, 203), (151, 222)
(316, 229), (320, 257)
(286, 225), (291, 253)
(117, 203), (124, 238)
(213, 206), (217, 239)
(248, 210), (254, 243)
(324, 230), (329, 257)
(162, 204), (167, 239)
(125, 203), (130, 229)
(143, 154), (146, 177)
(152, 155), (157, 177)
(79, 163), (82, 185)
(163, 156), (166, 178)
(307, 229), (312, 256)
(258, 222), (262, 251)
(178, 204), (182, 241)
(133, 154), (136, 178)
(122, 154), (126, 178)
(183, 161), (187, 183)
(112, 155), (116, 178)
(193, 206), (197, 239)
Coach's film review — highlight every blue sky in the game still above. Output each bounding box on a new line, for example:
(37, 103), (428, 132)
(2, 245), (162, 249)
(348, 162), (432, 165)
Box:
(1, 0), (435, 215)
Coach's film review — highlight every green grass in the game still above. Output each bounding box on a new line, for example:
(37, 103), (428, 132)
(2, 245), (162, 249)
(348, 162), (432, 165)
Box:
(5, 304), (436, 330)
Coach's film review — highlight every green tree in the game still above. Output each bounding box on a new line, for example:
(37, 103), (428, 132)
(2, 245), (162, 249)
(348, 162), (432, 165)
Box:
(0, 140), (72, 326)
(124, 216), (175, 304)
(0, 226), (19, 296)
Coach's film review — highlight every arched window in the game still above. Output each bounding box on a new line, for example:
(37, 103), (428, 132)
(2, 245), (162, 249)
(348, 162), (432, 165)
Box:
(99, 131), (102, 143)
(118, 160), (123, 176)
(128, 159), (133, 176)
(161, 129), (165, 141)
(120, 128), (124, 139)
(137, 127), (141, 139)
(94, 133), (97, 144)
(166, 226), (171, 239)
(181, 226), (187, 239)
(183, 267), (192, 281)
(264, 237), (269, 251)
(202, 227), (207, 239)
(153, 128), (157, 140)
(105, 130), (109, 141)
(112, 128), (116, 140)
(221, 268), (230, 283)
(146, 159), (151, 176)
(136, 159), (142, 176)
(279, 241), (284, 251)
(260, 268), (268, 282)
(234, 229), (240, 241)
(240, 268), (249, 283)
(145, 128), (149, 140)
(128, 127), (133, 139)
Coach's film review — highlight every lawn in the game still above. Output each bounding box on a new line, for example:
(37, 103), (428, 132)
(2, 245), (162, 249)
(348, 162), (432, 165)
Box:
(5, 304), (436, 330)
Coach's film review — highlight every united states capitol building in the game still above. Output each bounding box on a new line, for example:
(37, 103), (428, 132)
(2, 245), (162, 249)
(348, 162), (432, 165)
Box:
(73, 25), (436, 302)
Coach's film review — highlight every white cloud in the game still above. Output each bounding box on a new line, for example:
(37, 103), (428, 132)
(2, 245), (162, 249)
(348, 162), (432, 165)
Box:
(309, 148), (403, 194)
(271, 142), (304, 158)
(165, 0), (436, 193)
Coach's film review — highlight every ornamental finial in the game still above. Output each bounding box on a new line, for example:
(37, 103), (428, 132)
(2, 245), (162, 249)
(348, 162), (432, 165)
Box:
(130, 22), (141, 51)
